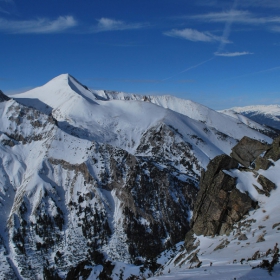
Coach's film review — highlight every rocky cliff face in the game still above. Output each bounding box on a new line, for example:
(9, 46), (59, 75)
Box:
(185, 136), (280, 252)
(190, 154), (255, 237)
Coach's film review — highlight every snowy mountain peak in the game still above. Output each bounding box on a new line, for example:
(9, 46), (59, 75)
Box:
(11, 73), (97, 117)
(46, 73), (90, 95)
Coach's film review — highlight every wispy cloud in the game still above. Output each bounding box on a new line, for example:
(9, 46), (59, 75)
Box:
(236, 0), (280, 9)
(190, 10), (280, 25)
(0, 0), (18, 16)
(197, 0), (280, 9)
(164, 28), (231, 43)
(214, 51), (253, 57)
(92, 18), (146, 32)
(271, 26), (280, 32)
(0, 16), (77, 34)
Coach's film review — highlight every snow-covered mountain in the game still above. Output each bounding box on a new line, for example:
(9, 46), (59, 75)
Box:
(0, 74), (278, 279)
(221, 105), (280, 131)
(90, 88), (275, 139)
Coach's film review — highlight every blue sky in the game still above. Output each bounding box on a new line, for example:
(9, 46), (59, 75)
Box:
(1, 0), (280, 109)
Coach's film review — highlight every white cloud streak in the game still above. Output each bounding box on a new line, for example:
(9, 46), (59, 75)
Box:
(190, 10), (280, 25)
(197, 0), (280, 9)
(164, 28), (231, 43)
(271, 26), (280, 32)
(0, 16), (77, 34)
(92, 18), (146, 32)
(214, 51), (253, 57)
(234, 0), (280, 9)
(0, 0), (15, 14)
(0, 7), (9, 14)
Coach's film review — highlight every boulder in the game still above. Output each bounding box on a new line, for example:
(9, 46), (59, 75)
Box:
(238, 234), (248, 241)
(257, 175), (276, 196)
(264, 136), (280, 162)
(230, 136), (270, 168)
(254, 156), (273, 171)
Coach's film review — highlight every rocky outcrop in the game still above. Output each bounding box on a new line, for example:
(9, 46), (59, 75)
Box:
(263, 136), (280, 162)
(230, 136), (270, 168)
(257, 175), (276, 197)
(190, 154), (256, 237)
(187, 136), (278, 243)
(254, 157), (273, 171)
(0, 90), (10, 102)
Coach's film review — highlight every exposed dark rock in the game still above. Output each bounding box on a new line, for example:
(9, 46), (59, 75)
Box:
(238, 234), (248, 241)
(230, 136), (270, 168)
(173, 251), (188, 266)
(184, 230), (200, 253)
(214, 239), (230, 251)
(254, 157), (273, 171)
(264, 136), (280, 162)
(49, 158), (94, 185)
(272, 222), (280, 229)
(257, 234), (266, 243)
(0, 90), (10, 102)
(257, 175), (276, 197)
(190, 154), (254, 236)
(98, 261), (115, 280)
(65, 261), (92, 280)
(186, 249), (200, 262)
(228, 189), (253, 219)
(0, 137), (15, 147)
(189, 253), (200, 264)
(252, 250), (260, 260)
(253, 184), (267, 196)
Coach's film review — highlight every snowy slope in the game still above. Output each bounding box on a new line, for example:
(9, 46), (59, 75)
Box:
(0, 74), (277, 279)
(221, 105), (280, 131)
(92, 89), (274, 139)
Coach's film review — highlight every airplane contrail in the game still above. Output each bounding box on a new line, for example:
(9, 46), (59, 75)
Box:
(226, 66), (280, 80)
(162, 57), (215, 81)
(217, 0), (239, 54)
(162, 0), (238, 81)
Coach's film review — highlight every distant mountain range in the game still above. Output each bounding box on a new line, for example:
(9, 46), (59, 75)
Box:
(221, 105), (280, 131)
(0, 74), (278, 279)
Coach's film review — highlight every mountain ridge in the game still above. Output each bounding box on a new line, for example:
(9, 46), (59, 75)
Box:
(221, 105), (280, 131)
